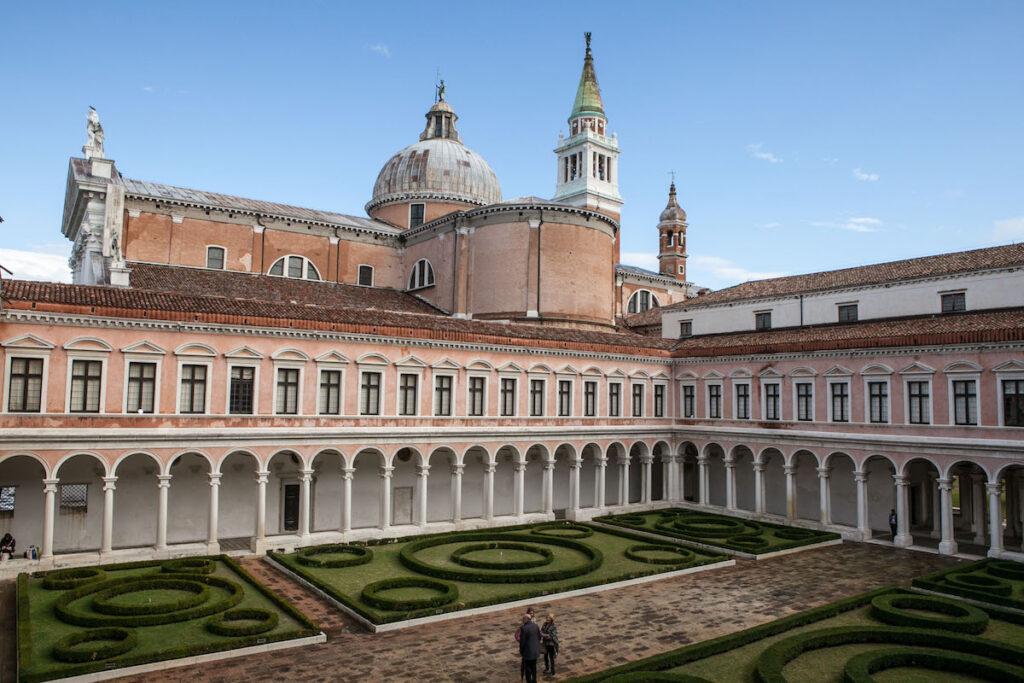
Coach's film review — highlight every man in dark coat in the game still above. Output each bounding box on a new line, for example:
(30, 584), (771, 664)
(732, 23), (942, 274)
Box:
(519, 613), (542, 683)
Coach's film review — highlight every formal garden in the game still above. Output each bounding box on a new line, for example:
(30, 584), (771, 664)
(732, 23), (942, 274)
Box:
(913, 557), (1024, 610)
(269, 522), (729, 627)
(594, 508), (841, 556)
(17, 556), (321, 683)
(569, 559), (1024, 682)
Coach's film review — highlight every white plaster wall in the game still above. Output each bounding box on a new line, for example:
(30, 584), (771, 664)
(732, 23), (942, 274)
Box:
(579, 458), (597, 508)
(707, 458), (726, 506)
(552, 459), (572, 511)
(523, 461), (544, 513)
(219, 456), (259, 539)
(427, 464), (451, 523)
(351, 458), (380, 529)
(112, 456), (158, 547)
(493, 460), (515, 517)
(794, 456), (820, 521)
(0, 458), (46, 551)
(829, 456), (857, 527)
(311, 454), (343, 532)
(167, 454), (210, 544)
(54, 456), (103, 552)
(865, 458), (896, 531)
(734, 458), (755, 511)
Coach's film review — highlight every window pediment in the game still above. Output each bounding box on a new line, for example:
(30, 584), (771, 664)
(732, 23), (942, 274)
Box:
(859, 363), (894, 376)
(992, 360), (1024, 373)
(943, 360), (983, 374)
(315, 350), (350, 364)
(758, 367), (783, 378)
(702, 370), (724, 380)
(823, 365), (854, 377)
(788, 366), (818, 377)
(431, 358), (461, 370)
(63, 337), (113, 353)
(356, 352), (390, 366)
(2, 334), (55, 350)
(271, 348), (310, 362)
(395, 355), (428, 368)
(898, 361), (935, 375)
(175, 342), (217, 357)
(120, 341), (167, 355)
(226, 345), (265, 360)
(729, 368), (753, 378)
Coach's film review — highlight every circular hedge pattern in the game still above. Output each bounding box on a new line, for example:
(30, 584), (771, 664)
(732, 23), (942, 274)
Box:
(55, 573), (243, 628)
(51, 627), (137, 663)
(161, 558), (216, 574)
(601, 673), (712, 683)
(843, 646), (1024, 682)
(624, 544), (695, 565)
(985, 560), (1024, 581)
(667, 516), (746, 538)
(530, 523), (594, 539)
(613, 515), (648, 526)
(870, 593), (989, 634)
(206, 607), (279, 636)
(296, 544), (373, 569)
(728, 536), (771, 551)
(42, 567), (107, 591)
(773, 527), (816, 540)
(451, 542), (554, 570)
(91, 578), (210, 616)
(944, 572), (1013, 596)
(361, 576), (458, 611)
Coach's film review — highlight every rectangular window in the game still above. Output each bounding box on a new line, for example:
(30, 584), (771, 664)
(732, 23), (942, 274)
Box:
(558, 379), (572, 417)
(276, 368), (300, 414)
(796, 382), (813, 421)
(735, 383), (750, 419)
(1003, 379), (1024, 427)
(0, 485), (13, 516)
(358, 265), (374, 287)
(941, 292), (966, 313)
(360, 371), (381, 415)
(434, 375), (452, 416)
(838, 304), (858, 322)
(319, 370), (341, 415)
(654, 384), (665, 417)
(679, 321), (692, 338)
(765, 383), (780, 420)
(530, 379), (545, 417)
(228, 366), (255, 414)
(632, 384), (644, 417)
(179, 364), (207, 414)
(682, 385), (695, 418)
(868, 381), (888, 423)
(59, 483), (88, 512)
(907, 380), (930, 424)
(584, 380), (597, 417)
(608, 383), (621, 417)
(69, 360), (102, 413)
(206, 246), (225, 269)
(126, 362), (156, 413)
(830, 382), (849, 422)
(500, 378), (516, 417)
(8, 357), (43, 413)
(468, 376), (485, 416)
(708, 385), (721, 418)
(755, 311), (772, 331)
(953, 379), (977, 425)
(398, 373), (418, 416)
(409, 203), (425, 228)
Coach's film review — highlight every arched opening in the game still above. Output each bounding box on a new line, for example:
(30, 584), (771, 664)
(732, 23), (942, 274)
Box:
(628, 442), (648, 504)
(825, 452), (857, 528)
(265, 450), (304, 536)
(351, 449), (385, 529)
(760, 448), (786, 516)
(903, 458), (941, 547)
(217, 451), (261, 548)
(730, 445), (755, 511)
(997, 463), (1024, 554)
(524, 445), (549, 514)
(678, 442), (698, 503)
(0, 454), (48, 556)
(652, 441), (671, 502)
(428, 447), (457, 523)
(390, 447), (420, 527)
(552, 444), (576, 513)
(461, 446), (489, 521)
(310, 449), (344, 533)
(791, 449), (820, 522)
(167, 452), (212, 545)
(111, 453), (161, 549)
(862, 454), (897, 539)
(53, 454), (107, 553)
(704, 443), (727, 507)
(605, 442), (626, 506)
(493, 446), (518, 518)
(946, 460), (989, 553)
(579, 443), (601, 509)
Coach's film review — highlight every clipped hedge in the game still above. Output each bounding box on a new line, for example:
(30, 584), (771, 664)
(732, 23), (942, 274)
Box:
(600, 673), (712, 683)
(42, 567), (107, 591)
(624, 544), (695, 566)
(912, 558), (1024, 610)
(869, 593), (989, 634)
(296, 543), (374, 569)
(451, 542), (554, 570)
(843, 646), (1024, 683)
(669, 516), (746, 538)
(531, 522), (594, 539)
(206, 607), (279, 636)
(944, 572), (1013, 596)
(986, 559), (1024, 581)
(51, 627), (138, 663)
(161, 558), (216, 574)
(361, 576), (458, 611)
(91, 577), (210, 616)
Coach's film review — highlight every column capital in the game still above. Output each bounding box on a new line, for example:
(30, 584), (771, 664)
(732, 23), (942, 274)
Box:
(639, 455), (654, 465)
(853, 470), (870, 483)
(102, 476), (118, 490)
(569, 458), (583, 469)
(379, 465), (395, 479)
(299, 468), (315, 480)
(783, 465), (798, 476)
(937, 477), (954, 491)
(484, 463), (497, 474)
(417, 464), (431, 477)
(157, 474), (172, 487)
(893, 474), (909, 486)
(255, 470), (270, 484)
(816, 467), (832, 479)
(696, 454), (709, 465)
(513, 462), (526, 472)
(723, 457), (736, 469)
(617, 455), (631, 466)
(985, 481), (1004, 495)
(543, 461), (555, 471)
(43, 477), (60, 490)
(753, 462), (766, 473)
(208, 472), (223, 486)
(450, 464), (465, 476)
(341, 466), (355, 480)
(595, 456), (608, 466)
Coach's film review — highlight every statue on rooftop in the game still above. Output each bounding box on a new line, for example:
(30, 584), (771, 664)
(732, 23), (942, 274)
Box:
(437, 79), (446, 102)
(83, 107), (105, 160)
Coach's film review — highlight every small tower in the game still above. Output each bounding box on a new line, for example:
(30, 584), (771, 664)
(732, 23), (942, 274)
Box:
(552, 33), (623, 218)
(657, 181), (688, 281)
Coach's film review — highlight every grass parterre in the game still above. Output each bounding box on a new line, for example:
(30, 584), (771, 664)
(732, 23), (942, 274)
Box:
(595, 508), (840, 554)
(912, 557), (1024, 610)
(17, 556), (319, 683)
(270, 522), (728, 625)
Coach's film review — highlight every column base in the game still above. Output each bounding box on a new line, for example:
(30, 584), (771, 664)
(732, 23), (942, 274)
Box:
(250, 537), (270, 554)
(987, 547), (1004, 559)
(893, 533), (913, 548)
(938, 540), (959, 555)
(857, 528), (872, 541)
(205, 542), (221, 554)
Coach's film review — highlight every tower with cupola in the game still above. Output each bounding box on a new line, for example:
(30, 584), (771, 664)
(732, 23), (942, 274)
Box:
(657, 181), (688, 281)
(552, 33), (623, 219)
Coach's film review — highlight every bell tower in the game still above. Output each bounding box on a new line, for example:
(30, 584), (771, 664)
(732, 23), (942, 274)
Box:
(657, 181), (688, 281)
(552, 33), (623, 219)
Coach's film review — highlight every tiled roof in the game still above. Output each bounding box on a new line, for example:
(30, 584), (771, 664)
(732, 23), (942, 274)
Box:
(615, 264), (663, 278)
(666, 242), (1024, 310)
(622, 306), (664, 329)
(671, 308), (1024, 357)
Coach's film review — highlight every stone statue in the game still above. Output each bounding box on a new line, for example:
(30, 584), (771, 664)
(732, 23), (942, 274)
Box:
(83, 107), (105, 159)
(110, 232), (120, 262)
(437, 79), (446, 102)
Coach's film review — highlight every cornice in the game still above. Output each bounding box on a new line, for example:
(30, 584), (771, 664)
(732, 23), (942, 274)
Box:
(668, 339), (1024, 366)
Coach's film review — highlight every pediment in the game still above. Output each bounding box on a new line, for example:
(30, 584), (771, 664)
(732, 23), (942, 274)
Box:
(466, 360), (494, 371)
(315, 350), (350, 364)
(121, 341), (167, 355)
(758, 367), (783, 378)
(943, 360), (983, 374)
(528, 363), (553, 374)
(271, 348), (310, 362)
(431, 358), (461, 370)
(992, 360), (1024, 373)
(859, 363), (893, 376)
(629, 370), (651, 379)
(582, 366), (603, 376)
(63, 337), (113, 353)
(2, 334), (55, 350)
(788, 366), (818, 377)
(395, 355), (428, 368)
(497, 361), (526, 373)
(175, 342), (217, 357)
(651, 371), (671, 380)
(702, 370), (724, 380)
(898, 361), (935, 375)
(675, 369), (698, 380)
(729, 368), (753, 378)
(225, 345), (265, 360)
(356, 352), (390, 365)
(823, 365), (854, 377)
(557, 365), (581, 375)
(606, 368), (627, 377)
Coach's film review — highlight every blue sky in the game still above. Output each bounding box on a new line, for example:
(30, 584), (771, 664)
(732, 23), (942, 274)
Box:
(1, 1), (1022, 288)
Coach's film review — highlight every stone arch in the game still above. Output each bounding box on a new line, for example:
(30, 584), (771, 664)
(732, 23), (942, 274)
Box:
(759, 447), (786, 517)
(493, 444), (520, 518)
(861, 454), (897, 537)
(110, 452), (162, 549)
(308, 449), (345, 533)
(425, 447), (458, 523)
(790, 449), (821, 522)
(945, 460), (991, 552)
(652, 441), (672, 502)
(54, 451), (109, 479)
(995, 462), (1024, 553)
(166, 449), (216, 476)
(523, 444), (550, 514)
(52, 452), (109, 553)
(628, 441), (650, 504)
(390, 446), (422, 527)
(729, 444), (756, 512)
(0, 454), (48, 554)
(218, 450), (263, 543)
(264, 449), (306, 536)
(552, 443), (577, 512)
(677, 441), (699, 503)
(605, 442), (627, 506)
(902, 457), (942, 545)
(703, 442), (727, 507)
(350, 448), (387, 529)
(214, 448), (261, 475)
(579, 442), (602, 509)
(825, 452), (857, 528)
(166, 451), (213, 545)
(0, 452), (51, 478)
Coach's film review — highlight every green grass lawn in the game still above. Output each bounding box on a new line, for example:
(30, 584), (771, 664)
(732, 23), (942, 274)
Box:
(912, 557), (1024, 610)
(594, 508), (841, 554)
(18, 556), (319, 683)
(271, 523), (729, 625)
(569, 585), (1024, 682)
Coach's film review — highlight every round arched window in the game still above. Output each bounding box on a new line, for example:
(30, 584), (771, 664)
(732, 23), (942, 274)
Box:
(268, 255), (320, 280)
(408, 258), (435, 290)
(627, 290), (660, 314)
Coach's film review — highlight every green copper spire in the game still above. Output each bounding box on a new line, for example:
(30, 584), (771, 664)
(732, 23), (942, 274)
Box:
(570, 32), (605, 120)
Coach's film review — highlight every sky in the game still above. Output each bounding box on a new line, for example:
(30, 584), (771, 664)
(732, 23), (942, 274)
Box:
(1, 1), (1022, 289)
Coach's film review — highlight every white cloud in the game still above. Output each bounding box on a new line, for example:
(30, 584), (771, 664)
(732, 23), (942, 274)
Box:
(620, 252), (659, 273)
(368, 43), (391, 58)
(853, 167), (879, 181)
(811, 217), (882, 233)
(690, 255), (787, 284)
(992, 217), (1024, 243)
(823, 157), (839, 165)
(0, 245), (71, 282)
(760, 222), (780, 229)
(747, 143), (781, 163)
(142, 85), (154, 92)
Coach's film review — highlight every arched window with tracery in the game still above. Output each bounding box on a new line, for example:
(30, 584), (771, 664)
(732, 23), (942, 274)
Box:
(268, 255), (320, 280)
(408, 258), (435, 290)
(627, 289), (660, 314)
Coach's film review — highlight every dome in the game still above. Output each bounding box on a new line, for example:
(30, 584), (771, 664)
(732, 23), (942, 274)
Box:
(366, 98), (501, 213)
(659, 182), (687, 223)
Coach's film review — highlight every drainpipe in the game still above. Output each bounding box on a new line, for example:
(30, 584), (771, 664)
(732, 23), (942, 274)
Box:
(799, 294), (804, 326)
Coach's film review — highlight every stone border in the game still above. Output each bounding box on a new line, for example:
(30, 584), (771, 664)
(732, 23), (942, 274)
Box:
(911, 586), (1024, 617)
(264, 553), (734, 633)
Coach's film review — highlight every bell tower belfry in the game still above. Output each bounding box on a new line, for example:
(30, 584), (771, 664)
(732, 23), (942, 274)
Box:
(657, 181), (688, 282)
(552, 33), (623, 219)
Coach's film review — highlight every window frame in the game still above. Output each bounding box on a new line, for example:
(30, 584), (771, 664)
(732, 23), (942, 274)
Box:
(274, 365), (302, 416)
(755, 311), (772, 331)
(681, 382), (696, 418)
(529, 378), (546, 417)
(407, 258), (435, 291)
(267, 254), (321, 280)
(432, 372), (455, 417)
(317, 367), (344, 416)
(706, 382), (722, 419)
(794, 380), (814, 421)
(631, 382), (645, 417)
(905, 378), (932, 425)
(227, 362), (259, 415)
(763, 381), (781, 421)
(827, 379), (851, 423)
(58, 483), (89, 513)
(837, 303), (858, 323)
(176, 357), (213, 416)
(125, 360), (159, 414)
(397, 371), (421, 417)
(557, 378), (573, 417)
(865, 378), (890, 424)
(626, 289), (661, 314)
(653, 382), (666, 418)
(0, 485), (14, 517)
(733, 381), (751, 420)
(409, 203), (426, 229)
(359, 369), (384, 416)
(1000, 377), (1024, 427)
(940, 291), (966, 313)
(467, 374), (487, 417)
(678, 320), (693, 338)
(500, 376), (517, 417)
(583, 379), (598, 417)
(6, 356), (45, 414)
(607, 381), (623, 417)
(67, 357), (106, 414)
(357, 264), (374, 287)
(949, 376), (979, 426)
(206, 245), (226, 270)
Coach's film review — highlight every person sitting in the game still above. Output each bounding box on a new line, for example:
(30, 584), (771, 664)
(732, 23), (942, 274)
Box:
(0, 533), (15, 560)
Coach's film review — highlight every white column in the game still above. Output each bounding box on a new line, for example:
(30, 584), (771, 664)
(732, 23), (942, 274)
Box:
(697, 455), (709, 505)
(255, 470), (269, 543)
(930, 479), (942, 539)
(298, 469), (313, 540)
(378, 466), (393, 530)
(972, 473), (986, 544)
(817, 467), (832, 526)
(937, 477), (958, 555)
(893, 474), (912, 547)
(41, 478), (58, 559)
(784, 464), (798, 520)
(665, 456), (678, 501)
(641, 456), (653, 504)
(724, 457), (736, 510)
(416, 464), (430, 527)
(156, 474), (171, 551)
(595, 456), (607, 508)
(542, 461), (555, 514)
(987, 481), (1004, 558)
(620, 457), (631, 505)
(101, 476), (117, 554)
(484, 462), (496, 520)
(854, 470), (870, 539)
(340, 467), (354, 532)
(513, 461), (525, 517)
(450, 464), (464, 523)
(207, 472), (222, 550)
(569, 458), (582, 511)
(753, 461), (766, 514)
